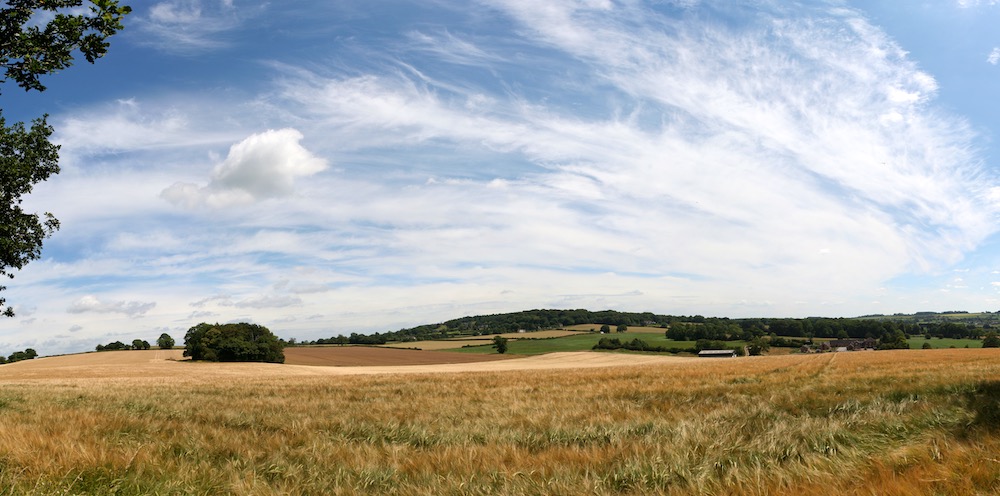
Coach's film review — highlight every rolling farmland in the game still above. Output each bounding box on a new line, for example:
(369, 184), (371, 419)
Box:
(0, 348), (998, 494)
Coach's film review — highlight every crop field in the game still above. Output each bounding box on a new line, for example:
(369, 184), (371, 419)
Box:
(0, 348), (998, 495)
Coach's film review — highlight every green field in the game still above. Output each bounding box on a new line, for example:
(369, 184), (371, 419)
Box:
(907, 337), (983, 349)
(447, 332), (745, 355)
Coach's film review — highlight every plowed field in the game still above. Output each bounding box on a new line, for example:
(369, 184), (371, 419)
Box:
(282, 346), (511, 366)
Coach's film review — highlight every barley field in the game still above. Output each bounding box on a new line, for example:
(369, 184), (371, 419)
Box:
(0, 349), (998, 495)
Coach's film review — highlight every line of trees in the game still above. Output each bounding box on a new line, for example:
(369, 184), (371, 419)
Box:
(0, 348), (37, 364)
(292, 332), (387, 346)
(95, 333), (175, 352)
(96, 339), (150, 351)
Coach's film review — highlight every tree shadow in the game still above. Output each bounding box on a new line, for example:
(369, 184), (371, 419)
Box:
(966, 381), (1000, 431)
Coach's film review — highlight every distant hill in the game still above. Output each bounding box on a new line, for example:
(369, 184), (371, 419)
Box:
(296, 309), (996, 345)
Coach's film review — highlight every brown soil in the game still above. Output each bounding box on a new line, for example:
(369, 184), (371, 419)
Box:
(282, 346), (512, 366)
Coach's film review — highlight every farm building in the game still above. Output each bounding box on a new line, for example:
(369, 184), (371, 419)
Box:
(698, 349), (737, 358)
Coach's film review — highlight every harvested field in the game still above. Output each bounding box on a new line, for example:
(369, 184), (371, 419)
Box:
(282, 346), (510, 366)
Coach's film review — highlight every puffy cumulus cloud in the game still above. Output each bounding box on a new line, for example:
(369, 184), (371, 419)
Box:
(161, 129), (327, 208)
(67, 295), (156, 318)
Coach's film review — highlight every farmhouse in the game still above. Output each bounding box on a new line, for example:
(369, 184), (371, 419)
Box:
(698, 349), (737, 358)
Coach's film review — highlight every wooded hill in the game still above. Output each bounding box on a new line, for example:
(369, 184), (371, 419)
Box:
(298, 309), (996, 345)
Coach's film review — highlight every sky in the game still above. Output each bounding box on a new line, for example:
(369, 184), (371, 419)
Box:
(4, 0), (1000, 355)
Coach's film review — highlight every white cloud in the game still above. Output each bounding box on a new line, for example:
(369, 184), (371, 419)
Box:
(230, 295), (303, 309)
(989, 47), (1000, 65)
(137, 0), (243, 53)
(3, 0), (999, 356)
(67, 295), (156, 318)
(161, 129), (327, 208)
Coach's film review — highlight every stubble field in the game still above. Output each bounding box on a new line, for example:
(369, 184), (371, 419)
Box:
(0, 348), (998, 495)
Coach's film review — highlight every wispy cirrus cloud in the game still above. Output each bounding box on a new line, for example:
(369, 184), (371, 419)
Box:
(3, 0), (999, 356)
(136, 0), (247, 54)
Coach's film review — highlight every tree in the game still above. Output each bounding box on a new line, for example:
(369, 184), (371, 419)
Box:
(616, 324), (628, 333)
(492, 335), (508, 354)
(183, 322), (285, 363)
(157, 332), (175, 349)
(983, 332), (1000, 348)
(6, 347), (37, 362)
(600, 324), (611, 334)
(0, 1), (131, 317)
(747, 337), (770, 356)
(131, 339), (145, 350)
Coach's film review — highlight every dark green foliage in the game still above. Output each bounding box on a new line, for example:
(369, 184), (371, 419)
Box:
(878, 329), (910, 350)
(96, 340), (153, 351)
(593, 337), (689, 354)
(1, 1), (130, 316)
(600, 324), (611, 333)
(616, 324), (628, 333)
(0, 116), (59, 317)
(296, 309), (1000, 347)
(921, 342), (933, 349)
(5, 347), (36, 362)
(1, 0), (132, 93)
(983, 332), (1000, 348)
(183, 322), (285, 363)
(96, 340), (128, 351)
(694, 339), (727, 352)
(157, 333), (175, 350)
(492, 335), (508, 354)
(747, 337), (770, 356)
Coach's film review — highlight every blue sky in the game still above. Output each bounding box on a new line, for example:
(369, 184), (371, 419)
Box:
(4, 0), (1000, 355)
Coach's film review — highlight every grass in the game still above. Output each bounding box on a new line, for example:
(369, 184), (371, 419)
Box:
(907, 337), (982, 349)
(1, 349), (999, 494)
(445, 331), (745, 355)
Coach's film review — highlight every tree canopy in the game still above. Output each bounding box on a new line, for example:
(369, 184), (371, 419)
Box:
(157, 333), (175, 350)
(183, 323), (285, 364)
(0, 1), (130, 316)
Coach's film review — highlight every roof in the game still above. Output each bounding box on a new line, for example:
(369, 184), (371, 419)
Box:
(698, 349), (737, 357)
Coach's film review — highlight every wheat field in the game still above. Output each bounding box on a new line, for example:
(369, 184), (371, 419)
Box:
(0, 349), (998, 494)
